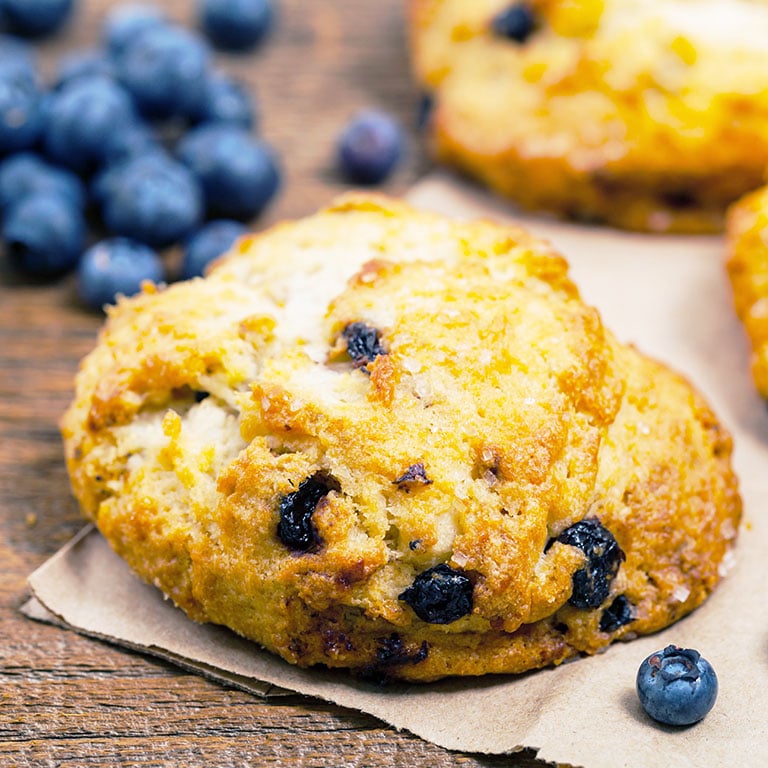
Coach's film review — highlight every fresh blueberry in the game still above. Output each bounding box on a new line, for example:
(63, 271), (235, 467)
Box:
(101, 121), (163, 168)
(2, 192), (85, 275)
(101, 155), (203, 248)
(556, 518), (625, 609)
(102, 3), (168, 59)
(43, 75), (137, 174)
(91, 148), (174, 209)
(0, 34), (37, 80)
(198, 0), (275, 51)
(399, 563), (474, 624)
(0, 152), (86, 212)
(77, 237), (163, 309)
(1, 0), (75, 38)
(636, 645), (718, 726)
(54, 49), (117, 90)
(115, 23), (211, 120)
(177, 124), (280, 220)
(0, 67), (44, 155)
(192, 71), (256, 129)
(336, 110), (403, 185)
(181, 219), (247, 279)
(491, 4), (537, 43)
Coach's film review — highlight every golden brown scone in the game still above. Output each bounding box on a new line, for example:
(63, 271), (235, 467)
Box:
(408, 0), (768, 233)
(726, 185), (768, 397)
(61, 195), (741, 682)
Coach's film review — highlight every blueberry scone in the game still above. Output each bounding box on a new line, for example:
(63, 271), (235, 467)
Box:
(61, 195), (741, 682)
(726, 185), (768, 398)
(409, 0), (768, 233)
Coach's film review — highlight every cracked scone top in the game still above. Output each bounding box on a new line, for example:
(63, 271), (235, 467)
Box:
(61, 195), (741, 682)
(409, 0), (768, 232)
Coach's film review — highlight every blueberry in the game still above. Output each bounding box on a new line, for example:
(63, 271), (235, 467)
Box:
(0, 34), (37, 80)
(90, 146), (174, 207)
(556, 518), (625, 609)
(399, 563), (474, 624)
(361, 633), (429, 681)
(0, 67), (44, 155)
(0, 152), (85, 212)
(636, 645), (718, 726)
(341, 322), (386, 369)
(192, 71), (256, 129)
(103, 3), (168, 59)
(2, 0), (75, 38)
(77, 237), (163, 309)
(101, 155), (203, 248)
(198, 0), (275, 51)
(43, 75), (137, 174)
(177, 124), (280, 220)
(2, 192), (84, 275)
(599, 594), (634, 633)
(491, 4), (537, 43)
(416, 92), (434, 131)
(101, 121), (163, 169)
(181, 219), (247, 279)
(54, 49), (117, 90)
(336, 110), (403, 185)
(115, 24), (210, 120)
(277, 474), (338, 552)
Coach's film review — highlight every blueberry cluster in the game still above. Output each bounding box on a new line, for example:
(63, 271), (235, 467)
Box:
(0, 2), (278, 309)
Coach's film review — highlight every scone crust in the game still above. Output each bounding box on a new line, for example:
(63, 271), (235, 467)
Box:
(726, 185), (768, 397)
(408, 0), (768, 233)
(62, 194), (741, 681)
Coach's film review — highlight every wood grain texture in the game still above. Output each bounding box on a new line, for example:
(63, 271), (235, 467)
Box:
(0, 2), (557, 765)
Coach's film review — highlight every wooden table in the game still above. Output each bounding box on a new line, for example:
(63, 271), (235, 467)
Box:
(0, 2), (547, 765)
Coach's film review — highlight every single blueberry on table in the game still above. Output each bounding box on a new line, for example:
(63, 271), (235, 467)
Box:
(101, 155), (203, 248)
(2, 192), (85, 276)
(2, 0), (75, 38)
(177, 124), (280, 220)
(192, 71), (256, 129)
(0, 67), (44, 155)
(181, 219), (247, 279)
(337, 110), (403, 185)
(43, 75), (137, 174)
(103, 3), (168, 59)
(491, 4), (537, 43)
(636, 645), (718, 726)
(277, 474), (338, 552)
(0, 152), (85, 212)
(399, 563), (473, 624)
(556, 517), (625, 609)
(77, 237), (163, 309)
(198, 0), (275, 51)
(115, 23), (211, 120)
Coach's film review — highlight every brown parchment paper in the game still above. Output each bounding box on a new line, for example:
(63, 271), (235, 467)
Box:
(23, 172), (768, 766)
